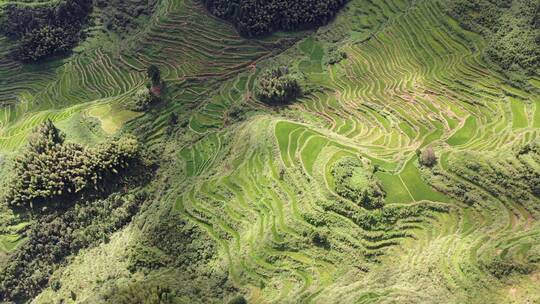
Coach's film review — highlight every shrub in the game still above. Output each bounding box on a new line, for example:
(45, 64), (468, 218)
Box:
(419, 147), (437, 167)
(482, 255), (534, 279)
(310, 228), (330, 248)
(331, 157), (385, 209)
(228, 295), (247, 304)
(126, 87), (155, 112)
(2, 120), (141, 211)
(326, 46), (347, 65)
(444, 142), (540, 205)
(256, 67), (301, 105)
(14, 25), (80, 62)
(97, 0), (157, 32)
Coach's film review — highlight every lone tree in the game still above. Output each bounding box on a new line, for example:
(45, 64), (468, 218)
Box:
(147, 64), (161, 88)
(419, 147), (437, 167)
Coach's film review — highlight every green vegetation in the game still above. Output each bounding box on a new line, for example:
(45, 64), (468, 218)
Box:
(0, 192), (147, 302)
(331, 156), (385, 209)
(481, 255), (535, 280)
(202, 0), (348, 36)
(2, 120), (142, 211)
(1, 0), (92, 61)
(256, 67), (301, 105)
(95, 281), (176, 304)
(96, 0), (156, 33)
(125, 88), (155, 112)
(418, 147), (437, 167)
(446, 0), (540, 78)
(325, 45), (347, 65)
(0, 0), (538, 303)
(227, 295), (247, 304)
(147, 64), (161, 88)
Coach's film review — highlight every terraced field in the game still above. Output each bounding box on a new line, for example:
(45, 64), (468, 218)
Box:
(1, 0), (539, 303)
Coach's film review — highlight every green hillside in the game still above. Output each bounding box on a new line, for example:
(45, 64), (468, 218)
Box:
(0, 0), (539, 303)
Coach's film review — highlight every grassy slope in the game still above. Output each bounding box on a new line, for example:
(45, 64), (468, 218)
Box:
(0, 0), (539, 303)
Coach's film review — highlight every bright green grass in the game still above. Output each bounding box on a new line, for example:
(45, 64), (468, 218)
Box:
(300, 135), (328, 175)
(375, 171), (413, 204)
(447, 115), (477, 146)
(510, 98), (528, 129)
(275, 121), (303, 168)
(87, 103), (143, 135)
(399, 157), (453, 203)
(0, 234), (24, 252)
(533, 98), (540, 128)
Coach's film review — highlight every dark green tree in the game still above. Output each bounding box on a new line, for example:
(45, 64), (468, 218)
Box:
(147, 64), (161, 87)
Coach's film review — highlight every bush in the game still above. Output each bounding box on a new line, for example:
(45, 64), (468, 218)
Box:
(256, 67), (301, 105)
(2, 120), (141, 211)
(418, 147), (437, 167)
(14, 25), (80, 62)
(228, 295), (248, 304)
(326, 46), (347, 65)
(97, 0), (157, 33)
(482, 255), (534, 279)
(202, 0), (348, 36)
(331, 157), (385, 209)
(443, 141), (540, 205)
(126, 87), (155, 111)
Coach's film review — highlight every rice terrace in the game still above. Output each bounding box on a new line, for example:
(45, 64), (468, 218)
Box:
(0, 0), (539, 303)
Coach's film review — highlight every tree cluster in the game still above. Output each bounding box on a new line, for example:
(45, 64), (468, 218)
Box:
(123, 65), (163, 111)
(440, 140), (540, 206)
(95, 0), (157, 33)
(331, 157), (385, 210)
(116, 205), (238, 304)
(202, 0), (348, 37)
(446, 0), (539, 76)
(0, 192), (147, 302)
(2, 120), (141, 211)
(304, 198), (446, 232)
(256, 67), (301, 105)
(96, 281), (177, 304)
(1, 0), (92, 61)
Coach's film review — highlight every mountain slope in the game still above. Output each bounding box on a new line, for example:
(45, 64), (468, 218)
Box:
(0, 0), (539, 303)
